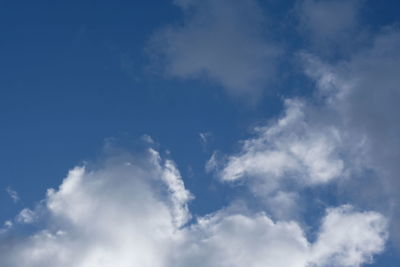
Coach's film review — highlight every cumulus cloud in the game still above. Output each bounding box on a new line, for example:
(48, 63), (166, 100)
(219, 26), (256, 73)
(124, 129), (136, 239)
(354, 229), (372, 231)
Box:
(311, 205), (387, 267)
(1, 149), (191, 267)
(148, 0), (281, 99)
(218, 99), (344, 185)
(0, 147), (387, 267)
(179, 206), (386, 267)
(207, 98), (345, 219)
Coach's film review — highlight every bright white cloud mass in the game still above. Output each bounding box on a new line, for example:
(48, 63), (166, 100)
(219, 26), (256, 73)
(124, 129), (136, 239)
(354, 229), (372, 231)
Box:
(0, 148), (387, 267)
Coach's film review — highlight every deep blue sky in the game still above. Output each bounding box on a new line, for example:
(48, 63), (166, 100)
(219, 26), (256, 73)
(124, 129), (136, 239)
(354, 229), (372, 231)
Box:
(1, 1), (400, 266)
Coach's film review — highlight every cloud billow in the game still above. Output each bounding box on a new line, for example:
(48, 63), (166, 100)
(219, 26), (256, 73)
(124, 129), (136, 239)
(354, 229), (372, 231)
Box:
(0, 147), (387, 267)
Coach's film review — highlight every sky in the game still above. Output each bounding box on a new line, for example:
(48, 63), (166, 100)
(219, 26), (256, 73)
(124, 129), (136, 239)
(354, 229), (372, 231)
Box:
(0, 0), (400, 266)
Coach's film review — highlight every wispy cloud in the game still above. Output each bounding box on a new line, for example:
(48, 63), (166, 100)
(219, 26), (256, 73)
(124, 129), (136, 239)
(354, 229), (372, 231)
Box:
(6, 187), (20, 203)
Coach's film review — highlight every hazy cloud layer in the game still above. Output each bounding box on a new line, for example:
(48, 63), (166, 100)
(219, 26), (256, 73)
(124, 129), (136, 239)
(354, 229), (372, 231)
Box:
(149, 0), (281, 99)
(296, 0), (364, 55)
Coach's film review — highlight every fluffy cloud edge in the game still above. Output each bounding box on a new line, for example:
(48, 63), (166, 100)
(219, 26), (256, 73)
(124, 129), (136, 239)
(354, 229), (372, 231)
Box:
(0, 147), (388, 267)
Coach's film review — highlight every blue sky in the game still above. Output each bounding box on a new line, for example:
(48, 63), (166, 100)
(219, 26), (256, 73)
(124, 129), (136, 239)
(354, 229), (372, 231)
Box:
(1, 0), (400, 266)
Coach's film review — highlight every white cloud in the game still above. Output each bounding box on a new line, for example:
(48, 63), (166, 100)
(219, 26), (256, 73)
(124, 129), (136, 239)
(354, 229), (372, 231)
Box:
(311, 205), (387, 267)
(17, 208), (36, 224)
(6, 187), (20, 203)
(208, 27), (400, 231)
(301, 28), (400, 243)
(208, 98), (345, 220)
(266, 191), (300, 220)
(0, 220), (12, 234)
(2, 149), (189, 267)
(205, 151), (219, 173)
(148, 0), (281, 99)
(176, 211), (311, 267)
(217, 99), (344, 186)
(176, 206), (386, 267)
(151, 148), (194, 227)
(0, 149), (387, 267)
(302, 30), (400, 177)
(141, 134), (155, 145)
(199, 132), (211, 145)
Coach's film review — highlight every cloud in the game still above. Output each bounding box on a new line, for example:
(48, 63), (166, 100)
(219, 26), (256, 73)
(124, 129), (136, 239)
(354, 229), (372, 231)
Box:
(176, 205), (386, 267)
(1, 149), (191, 267)
(296, 0), (364, 54)
(16, 208), (36, 224)
(0, 221), (12, 234)
(304, 30), (400, 177)
(148, 0), (281, 99)
(199, 132), (212, 145)
(207, 98), (345, 220)
(302, 28), (400, 244)
(218, 99), (344, 185)
(0, 147), (387, 267)
(311, 205), (387, 267)
(199, 132), (213, 152)
(207, 97), (347, 220)
(205, 20), (400, 240)
(6, 187), (20, 203)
